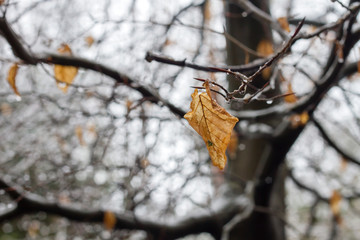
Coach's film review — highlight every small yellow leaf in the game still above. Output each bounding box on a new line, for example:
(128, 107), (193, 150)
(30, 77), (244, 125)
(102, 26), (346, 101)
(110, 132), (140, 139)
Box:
(58, 44), (71, 54)
(340, 157), (348, 171)
(227, 129), (238, 158)
(0, 103), (12, 116)
(257, 39), (273, 57)
(75, 125), (85, 146)
(335, 41), (344, 62)
(126, 100), (133, 113)
(244, 51), (250, 65)
(257, 39), (273, 79)
(284, 83), (297, 103)
(334, 214), (343, 226)
(277, 17), (290, 32)
(54, 44), (78, 93)
(87, 123), (97, 138)
(289, 111), (309, 128)
(104, 211), (117, 230)
(86, 91), (95, 98)
(27, 220), (40, 239)
(7, 63), (20, 96)
(279, 72), (287, 82)
(299, 111), (309, 125)
(163, 38), (175, 47)
(141, 158), (150, 169)
(56, 134), (67, 153)
(184, 82), (238, 170)
(309, 25), (317, 33)
(204, 0), (211, 24)
(58, 193), (71, 204)
(209, 72), (216, 81)
(330, 190), (342, 225)
(85, 36), (94, 47)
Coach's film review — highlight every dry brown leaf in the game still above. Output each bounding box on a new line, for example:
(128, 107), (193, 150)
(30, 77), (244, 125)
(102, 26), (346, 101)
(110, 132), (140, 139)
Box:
(7, 63), (20, 96)
(334, 214), (343, 226)
(85, 36), (95, 47)
(204, 0), (211, 24)
(257, 39), (273, 57)
(104, 211), (117, 230)
(330, 190), (342, 225)
(87, 123), (97, 138)
(184, 82), (238, 170)
(208, 48), (216, 65)
(126, 100), (133, 113)
(256, 39), (273, 79)
(290, 111), (309, 128)
(279, 72), (287, 82)
(54, 44), (78, 93)
(86, 91), (95, 98)
(27, 220), (40, 239)
(55, 134), (67, 153)
(163, 38), (176, 47)
(299, 112), (309, 125)
(244, 51), (250, 65)
(335, 41), (344, 62)
(227, 129), (238, 158)
(141, 158), (150, 168)
(209, 72), (216, 81)
(340, 157), (348, 171)
(0, 103), (12, 116)
(58, 193), (71, 204)
(0, 0), (4, 5)
(284, 83), (297, 103)
(75, 125), (85, 146)
(309, 25), (317, 33)
(277, 17), (290, 32)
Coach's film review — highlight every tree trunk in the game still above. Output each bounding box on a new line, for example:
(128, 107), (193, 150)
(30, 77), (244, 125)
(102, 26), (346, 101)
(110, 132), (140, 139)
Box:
(225, 1), (286, 239)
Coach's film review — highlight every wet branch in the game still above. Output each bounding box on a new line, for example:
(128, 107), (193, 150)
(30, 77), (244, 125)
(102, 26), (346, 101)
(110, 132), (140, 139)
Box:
(0, 17), (186, 118)
(0, 177), (250, 240)
(312, 119), (360, 166)
(145, 51), (266, 74)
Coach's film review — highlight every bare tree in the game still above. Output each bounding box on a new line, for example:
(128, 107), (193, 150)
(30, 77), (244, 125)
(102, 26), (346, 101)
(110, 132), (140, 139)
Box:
(1, 0), (360, 239)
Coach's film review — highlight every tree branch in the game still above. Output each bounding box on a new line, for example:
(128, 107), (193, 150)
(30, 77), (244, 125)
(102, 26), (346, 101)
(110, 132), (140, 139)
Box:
(234, 12), (360, 120)
(0, 178), (251, 240)
(294, 2), (360, 41)
(312, 118), (360, 166)
(0, 17), (36, 64)
(0, 17), (186, 118)
(145, 51), (267, 74)
(288, 169), (328, 202)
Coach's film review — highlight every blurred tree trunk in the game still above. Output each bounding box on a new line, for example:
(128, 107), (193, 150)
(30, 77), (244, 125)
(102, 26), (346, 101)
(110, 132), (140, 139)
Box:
(225, 1), (286, 239)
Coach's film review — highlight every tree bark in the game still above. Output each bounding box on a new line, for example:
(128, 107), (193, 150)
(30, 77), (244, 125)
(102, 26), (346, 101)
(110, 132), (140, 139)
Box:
(225, 1), (286, 239)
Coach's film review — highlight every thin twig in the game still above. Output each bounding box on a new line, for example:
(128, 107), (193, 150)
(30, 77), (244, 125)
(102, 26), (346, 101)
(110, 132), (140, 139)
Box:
(247, 18), (305, 83)
(207, 19), (304, 103)
(329, 0), (353, 13)
(295, 3), (360, 41)
(243, 81), (270, 103)
(194, 77), (230, 96)
(190, 86), (228, 100)
(253, 205), (302, 236)
(257, 92), (296, 102)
